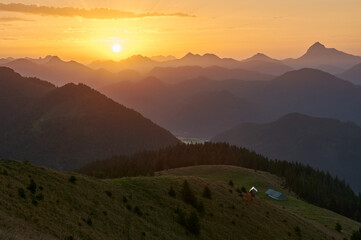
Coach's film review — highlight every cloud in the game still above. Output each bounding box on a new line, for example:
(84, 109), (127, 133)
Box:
(0, 17), (32, 22)
(0, 3), (195, 19)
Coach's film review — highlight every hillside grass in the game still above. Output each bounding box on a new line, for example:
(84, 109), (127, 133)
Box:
(0, 159), (339, 239)
(160, 165), (361, 239)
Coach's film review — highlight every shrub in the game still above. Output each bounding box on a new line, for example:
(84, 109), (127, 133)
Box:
(86, 218), (92, 226)
(186, 212), (201, 235)
(105, 191), (112, 197)
(69, 176), (76, 184)
(351, 227), (361, 240)
(64, 236), (74, 240)
(294, 226), (301, 237)
(168, 186), (176, 197)
(228, 180), (234, 187)
(18, 188), (26, 199)
(241, 187), (247, 193)
(123, 196), (128, 203)
(202, 186), (212, 199)
(32, 199), (38, 206)
(126, 204), (132, 210)
(36, 193), (44, 201)
(175, 208), (186, 226)
(197, 201), (205, 216)
(134, 206), (143, 216)
(181, 180), (197, 208)
(2, 169), (8, 175)
(27, 179), (37, 194)
(335, 222), (342, 232)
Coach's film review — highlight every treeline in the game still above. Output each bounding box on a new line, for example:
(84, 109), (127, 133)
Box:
(77, 142), (361, 222)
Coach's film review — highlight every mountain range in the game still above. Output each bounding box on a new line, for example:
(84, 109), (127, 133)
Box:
(0, 67), (179, 170)
(103, 68), (361, 138)
(1, 56), (141, 88)
(212, 113), (361, 192)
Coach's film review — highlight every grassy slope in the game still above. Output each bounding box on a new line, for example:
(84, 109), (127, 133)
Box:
(161, 165), (361, 239)
(0, 159), (337, 240)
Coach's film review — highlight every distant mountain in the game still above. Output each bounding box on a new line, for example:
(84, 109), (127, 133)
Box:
(91, 52), (292, 76)
(104, 68), (361, 138)
(1, 56), (139, 88)
(0, 57), (14, 65)
(89, 55), (159, 73)
(283, 42), (361, 73)
(212, 113), (361, 192)
(150, 55), (177, 62)
(148, 66), (273, 84)
(339, 63), (361, 84)
(0, 69), (179, 170)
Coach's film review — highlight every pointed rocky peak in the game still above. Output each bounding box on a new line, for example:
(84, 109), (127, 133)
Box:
(306, 42), (326, 53)
(182, 52), (201, 59)
(202, 53), (221, 59)
(47, 56), (64, 64)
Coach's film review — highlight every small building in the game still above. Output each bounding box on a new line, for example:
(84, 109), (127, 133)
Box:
(249, 186), (258, 195)
(265, 189), (286, 201)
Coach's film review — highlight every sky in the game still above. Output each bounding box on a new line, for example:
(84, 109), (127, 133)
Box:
(0, 0), (360, 63)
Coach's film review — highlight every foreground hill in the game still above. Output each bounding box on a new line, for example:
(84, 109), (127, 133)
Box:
(0, 158), (350, 239)
(0, 69), (179, 170)
(212, 113), (361, 192)
(161, 165), (361, 238)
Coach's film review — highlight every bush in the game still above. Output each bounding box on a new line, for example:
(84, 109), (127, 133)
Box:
(197, 201), (205, 216)
(228, 180), (234, 187)
(351, 227), (361, 240)
(181, 180), (198, 208)
(202, 186), (211, 199)
(18, 188), (26, 199)
(241, 187), (247, 193)
(335, 222), (342, 232)
(86, 218), (92, 226)
(69, 176), (76, 184)
(126, 204), (132, 210)
(27, 179), (37, 194)
(134, 206), (143, 216)
(105, 191), (112, 197)
(176, 209), (201, 235)
(123, 196), (128, 203)
(294, 226), (301, 237)
(32, 199), (38, 206)
(168, 186), (176, 197)
(36, 193), (44, 201)
(186, 212), (201, 235)
(64, 236), (74, 240)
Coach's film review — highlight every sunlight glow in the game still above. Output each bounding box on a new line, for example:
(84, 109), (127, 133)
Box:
(112, 44), (122, 53)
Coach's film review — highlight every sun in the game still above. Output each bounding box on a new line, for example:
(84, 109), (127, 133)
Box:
(112, 44), (122, 53)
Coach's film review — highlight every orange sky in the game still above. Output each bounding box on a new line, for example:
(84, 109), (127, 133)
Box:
(0, 0), (360, 63)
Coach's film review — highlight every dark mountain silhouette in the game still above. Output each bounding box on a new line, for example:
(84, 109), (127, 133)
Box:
(1, 56), (141, 88)
(283, 42), (361, 73)
(212, 113), (361, 192)
(0, 67), (55, 131)
(0, 69), (180, 170)
(148, 65), (273, 83)
(339, 63), (361, 84)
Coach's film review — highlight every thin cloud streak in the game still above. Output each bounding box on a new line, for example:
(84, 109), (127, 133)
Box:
(0, 3), (195, 19)
(0, 17), (33, 22)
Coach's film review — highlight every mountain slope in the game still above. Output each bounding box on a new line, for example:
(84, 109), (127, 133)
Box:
(339, 63), (361, 84)
(162, 165), (361, 238)
(0, 158), (351, 239)
(283, 42), (361, 72)
(0, 67), (55, 131)
(148, 66), (273, 84)
(0, 71), (179, 170)
(212, 113), (361, 192)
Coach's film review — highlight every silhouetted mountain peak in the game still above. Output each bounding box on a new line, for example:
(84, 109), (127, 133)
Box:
(183, 52), (200, 59)
(307, 42), (326, 52)
(203, 53), (221, 59)
(47, 56), (63, 64)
